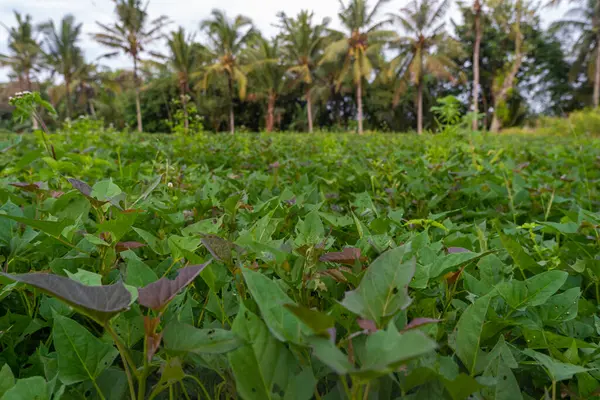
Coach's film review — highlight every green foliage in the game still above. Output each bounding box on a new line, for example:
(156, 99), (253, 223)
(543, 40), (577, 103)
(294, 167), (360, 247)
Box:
(0, 127), (599, 399)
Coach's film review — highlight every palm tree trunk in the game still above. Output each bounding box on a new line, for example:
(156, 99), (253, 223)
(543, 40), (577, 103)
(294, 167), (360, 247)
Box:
(133, 56), (143, 133)
(227, 74), (235, 134)
(472, 0), (482, 130)
(356, 78), (363, 134)
(181, 85), (189, 134)
(306, 89), (313, 133)
(491, 0), (523, 133)
(266, 92), (275, 133)
(417, 80), (423, 135)
(595, 31), (600, 108)
(89, 100), (96, 118)
(65, 78), (72, 120)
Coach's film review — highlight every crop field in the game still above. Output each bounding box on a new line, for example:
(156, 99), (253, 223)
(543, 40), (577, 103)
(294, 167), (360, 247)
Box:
(0, 130), (599, 400)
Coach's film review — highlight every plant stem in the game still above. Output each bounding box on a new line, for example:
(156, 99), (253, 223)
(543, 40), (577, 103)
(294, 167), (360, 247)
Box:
(138, 335), (150, 400)
(105, 323), (137, 400)
(185, 374), (211, 399)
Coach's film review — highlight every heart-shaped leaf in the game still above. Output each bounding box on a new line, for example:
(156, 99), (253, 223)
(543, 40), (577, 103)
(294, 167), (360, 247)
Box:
(138, 262), (210, 310)
(0, 272), (131, 324)
(201, 235), (235, 263)
(319, 248), (365, 265)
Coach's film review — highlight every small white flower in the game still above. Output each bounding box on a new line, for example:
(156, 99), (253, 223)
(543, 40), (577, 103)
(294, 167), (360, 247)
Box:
(167, 182), (173, 188)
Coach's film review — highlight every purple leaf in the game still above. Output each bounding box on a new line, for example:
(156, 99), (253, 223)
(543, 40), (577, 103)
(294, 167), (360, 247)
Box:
(319, 248), (364, 265)
(357, 319), (378, 333)
(402, 318), (440, 332)
(138, 262), (211, 310)
(447, 247), (470, 254)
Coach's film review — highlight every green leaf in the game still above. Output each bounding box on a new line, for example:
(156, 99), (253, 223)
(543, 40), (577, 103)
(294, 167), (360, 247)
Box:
(242, 268), (310, 343)
(125, 258), (158, 288)
(132, 227), (169, 255)
(442, 373), (483, 400)
(455, 295), (491, 374)
(536, 287), (580, 324)
(66, 269), (103, 286)
(284, 304), (335, 335)
(493, 362), (523, 400)
(499, 233), (542, 274)
(308, 336), (355, 374)
(429, 251), (491, 278)
(53, 315), (118, 385)
(228, 305), (299, 400)
(497, 270), (569, 311)
(339, 246), (415, 327)
(0, 214), (70, 238)
(522, 349), (588, 381)
(295, 211), (325, 246)
(0, 364), (15, 398)
(0, 376), (47, 400)
(359, 328), (437, 376)
(163, 321), (242, 354)
(1, 272), (131, 324)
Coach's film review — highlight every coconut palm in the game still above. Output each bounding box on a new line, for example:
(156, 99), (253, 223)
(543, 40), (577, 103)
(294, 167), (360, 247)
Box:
(200, 9), (255, 134)
(40, 15), (84, 120)
(164, 27), (206, 133)
(245, 35), (286, 132)
(389, 0), (461, 134)
(321, 0), (394, 134)
(472, 0), (483, 130)
(0, 12), (43, 128)
(551, 0), (600, 108)
(94, 0), (169, 132)
(277, 10), (330, 133)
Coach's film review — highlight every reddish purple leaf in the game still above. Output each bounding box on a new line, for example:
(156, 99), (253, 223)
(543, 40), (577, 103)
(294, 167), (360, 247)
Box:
(68, 178), (93, 197)
(116, 241), (146, 253)
(138, 262), (211, 310)
(447, 247), (470, 254)
(319, 248), (365, 265)
(10, 182), (45, 192)
(401, 318), (440, 332)
(357, 319), (378, 333)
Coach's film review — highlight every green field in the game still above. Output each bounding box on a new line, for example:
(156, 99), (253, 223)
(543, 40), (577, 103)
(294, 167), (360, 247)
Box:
(0, 130), (599, 400)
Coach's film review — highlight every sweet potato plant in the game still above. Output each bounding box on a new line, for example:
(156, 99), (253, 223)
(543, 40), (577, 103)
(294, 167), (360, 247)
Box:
(0, 122), (599, 399)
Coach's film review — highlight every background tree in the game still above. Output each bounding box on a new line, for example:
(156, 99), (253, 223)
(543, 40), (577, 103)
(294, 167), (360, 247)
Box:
(489, 0), (525, 132)
(245, 36), (286, 132)
(277, 10), (330, 133)
(201, 9), (255, 134)
(472, 0), (483, 129)
(551, 0), (600, 108)
(40, 14), (84, 120)
(163, 27), (205, 133)
(389, 0), (461, 134)
(321, 0), (393, 134)
(94, 0), (169, 132)
(0, 12), (43, 128)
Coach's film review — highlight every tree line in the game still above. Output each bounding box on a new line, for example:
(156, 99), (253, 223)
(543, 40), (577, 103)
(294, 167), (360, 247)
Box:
(0, 0), (596, 134)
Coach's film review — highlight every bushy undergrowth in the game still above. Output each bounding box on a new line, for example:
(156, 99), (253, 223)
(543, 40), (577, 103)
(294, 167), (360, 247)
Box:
(0, 130), (599, 399)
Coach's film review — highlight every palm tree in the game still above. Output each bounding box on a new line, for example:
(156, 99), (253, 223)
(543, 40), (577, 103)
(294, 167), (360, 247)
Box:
(245, 36), (286, 132)
(277, 10), (330, 133)
(551, 0), (600, 108)
(165, 27), (205, 133)
(490, 0), (524, 132)
(389, 0), (461, 134)
(200, 10), (255, 134)
(94, 0), (169, 132)
(472, 0), (483, 130)
(0, 12), (43, 128)
(40, 15), (84, 120)
(321, 0), (394, 134)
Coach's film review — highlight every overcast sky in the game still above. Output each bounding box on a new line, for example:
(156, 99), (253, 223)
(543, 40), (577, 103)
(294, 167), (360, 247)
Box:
(0, 0), (570, 82)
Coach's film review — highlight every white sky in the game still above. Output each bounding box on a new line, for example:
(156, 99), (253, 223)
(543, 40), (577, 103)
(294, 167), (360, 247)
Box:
(0, 0), (570, 82)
